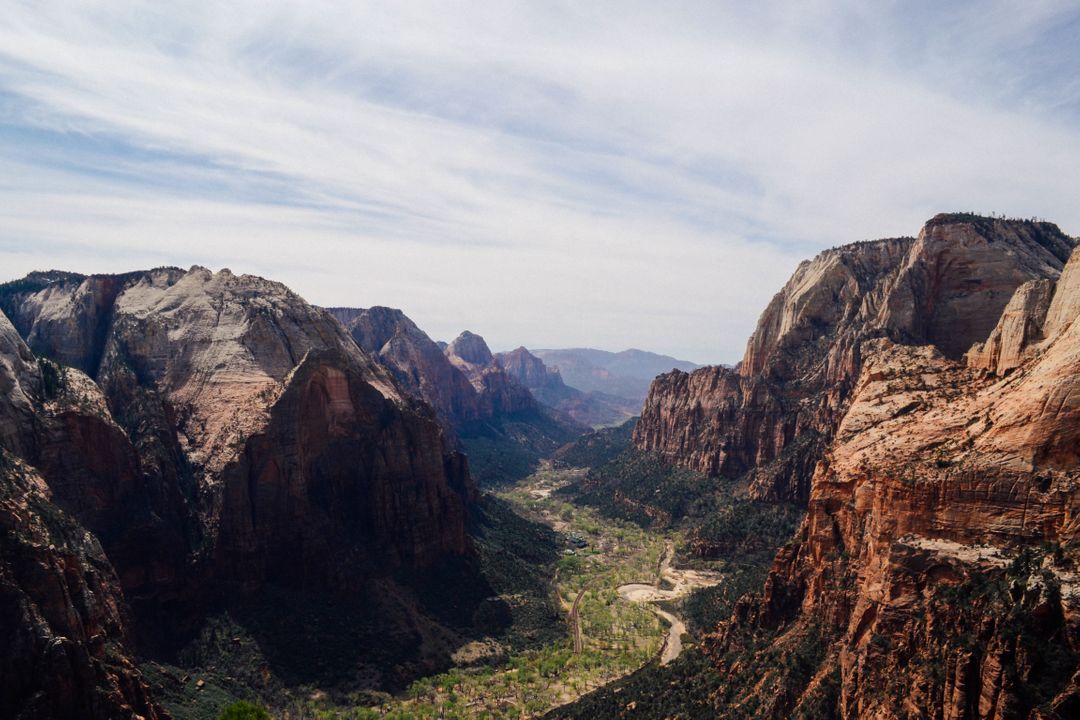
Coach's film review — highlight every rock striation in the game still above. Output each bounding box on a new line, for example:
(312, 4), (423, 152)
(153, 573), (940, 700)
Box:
(672, 217), (1080, 719)
(0, 268), (476, 715)
(635, 215), (1076, 502)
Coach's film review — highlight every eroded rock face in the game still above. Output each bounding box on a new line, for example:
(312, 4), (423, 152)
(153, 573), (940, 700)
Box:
(635, 216), (1076, 502)
(1, 449), (165, 719)
(443, 332), (538, 417)
(214, 350), (470, 591)
(701, 245), (1080, 719)
(446, 330), (495, 370)
(496, 347), (563, 392)
(0, 268), (473, 639)
(0, 310), (38, 457)
(965, 279), (1055, 374)
(327, 306), (485, 426)
(327, 309), (584, 484)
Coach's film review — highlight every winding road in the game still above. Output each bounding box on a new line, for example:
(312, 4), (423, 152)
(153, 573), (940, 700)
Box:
(615, 542), (721, 665)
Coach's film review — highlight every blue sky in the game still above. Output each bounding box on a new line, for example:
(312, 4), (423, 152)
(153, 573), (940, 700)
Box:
(2, 1), (1079, 363)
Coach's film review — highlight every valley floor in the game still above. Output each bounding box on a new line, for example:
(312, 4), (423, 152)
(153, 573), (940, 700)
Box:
(360, 462), (724, 720)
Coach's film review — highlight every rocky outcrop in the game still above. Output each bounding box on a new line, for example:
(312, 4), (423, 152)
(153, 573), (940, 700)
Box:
(443, 332), (537, 417)
(965, 279), (1055, 374)
(214, 348), (471, 590)
(0, 268), (474, 641)
(496, 347), (566, 396)
(1, 421), (164, 718)
(446, 330), (496, 372)
(327, 306), (484, 425)
(695, 237), (1080, 718)
(0, 310), (38, 458)
(635, 216), (1076, 502)
(326, 309), (585, 483)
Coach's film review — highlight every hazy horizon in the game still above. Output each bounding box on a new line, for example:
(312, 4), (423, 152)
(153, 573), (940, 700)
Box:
(3, 2), (1079, 363)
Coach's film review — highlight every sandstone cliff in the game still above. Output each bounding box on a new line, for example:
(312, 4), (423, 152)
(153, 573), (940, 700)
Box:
(326, 306), (483, 425)
(444, 331), (537, 417)
(0, 268), (476, 713)
(635, 215), (1076, 502)
(684, 222), (1080, 719)
(0, 310), (166, 719)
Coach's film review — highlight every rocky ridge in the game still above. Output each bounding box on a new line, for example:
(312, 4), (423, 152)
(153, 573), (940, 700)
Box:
(0, 268), (475, 717)
(614, 215), (1080, 719)
(704, 244), (1080, 718)
(495, 346), (639, 428)
(634, 215), (1076, 502)
(327, 307), (585, 483)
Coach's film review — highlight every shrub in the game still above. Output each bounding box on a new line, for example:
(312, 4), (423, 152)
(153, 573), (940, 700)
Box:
(217, 700), (272, 720)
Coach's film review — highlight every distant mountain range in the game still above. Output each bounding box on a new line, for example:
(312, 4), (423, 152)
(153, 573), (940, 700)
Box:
(530, 348), (701, 402)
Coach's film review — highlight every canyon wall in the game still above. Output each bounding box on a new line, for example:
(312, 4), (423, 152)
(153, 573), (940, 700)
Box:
(0, 268), (475, 717)
(634, 215), (1075, 503)
(692, 219), (1080, 719)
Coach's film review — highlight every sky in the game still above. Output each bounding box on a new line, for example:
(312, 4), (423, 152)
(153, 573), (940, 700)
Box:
(1, 2), (1079, 364)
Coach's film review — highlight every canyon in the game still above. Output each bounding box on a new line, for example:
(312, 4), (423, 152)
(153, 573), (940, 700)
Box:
(560, 214), (1080, 719)
(0, 268), (477, 718)
(1, 213), (1078, 720)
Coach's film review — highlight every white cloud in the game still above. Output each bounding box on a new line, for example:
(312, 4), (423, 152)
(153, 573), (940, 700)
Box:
(1, 1), (1078, 362)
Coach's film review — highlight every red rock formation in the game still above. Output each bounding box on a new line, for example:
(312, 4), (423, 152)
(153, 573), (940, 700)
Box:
(214, 348), (471, 590)
(0, 460), (167, 720)
(0, 268), (474, 647)
(696, 228), (1080, 719)
(635, 216), (1076, 502)
(326, 310), (584, 484)
(327, 306), (484, 425)
(0, 316), (165, 719)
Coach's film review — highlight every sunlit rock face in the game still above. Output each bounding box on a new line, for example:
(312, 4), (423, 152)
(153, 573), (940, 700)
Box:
(0, 268), (475, 717)
(672, 219), (1080, 719)
(635, 215), (1075, 503)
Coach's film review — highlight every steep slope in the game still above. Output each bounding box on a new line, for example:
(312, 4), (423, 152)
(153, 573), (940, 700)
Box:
(1, 458), (166, 720)
(701, 246), (1080, 719)
(326, 308), (587, 483)
(444, 331), (536, 416)
(635, 215), (1076, 502)
(551, 217), (1079, 720)
(1, 269), (472, 590)
(0, 311), (166, 720)
(325, 305), (482, 425)
(0, 267), (477, 708)
(444, 332), (586, 484)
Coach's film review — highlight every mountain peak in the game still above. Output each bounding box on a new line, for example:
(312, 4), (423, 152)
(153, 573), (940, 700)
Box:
(446, 330), (493, 368)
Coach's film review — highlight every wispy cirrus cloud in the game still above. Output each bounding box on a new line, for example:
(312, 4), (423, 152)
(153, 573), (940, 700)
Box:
(1, 1), (1078, 362)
